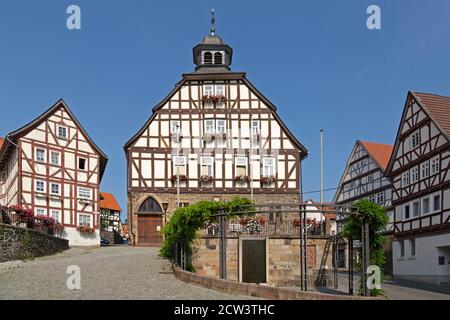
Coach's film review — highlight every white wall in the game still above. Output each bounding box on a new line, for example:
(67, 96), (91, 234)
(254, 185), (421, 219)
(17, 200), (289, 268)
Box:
(393, 233), (450, 283)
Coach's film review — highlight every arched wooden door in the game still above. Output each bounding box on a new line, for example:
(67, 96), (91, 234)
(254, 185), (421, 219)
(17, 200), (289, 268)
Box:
(137, 197), (163, 246)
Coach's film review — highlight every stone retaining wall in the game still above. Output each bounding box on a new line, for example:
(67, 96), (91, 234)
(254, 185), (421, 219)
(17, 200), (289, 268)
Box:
(0, 223), (69, 262)
(173, 267), (383, 300)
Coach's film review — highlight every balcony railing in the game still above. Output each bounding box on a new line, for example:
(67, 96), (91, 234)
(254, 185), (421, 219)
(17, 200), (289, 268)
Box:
(200, 216), (328, 238)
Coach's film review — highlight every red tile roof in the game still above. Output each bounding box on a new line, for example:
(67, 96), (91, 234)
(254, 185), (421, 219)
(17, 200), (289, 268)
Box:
(0, 138), (4, 150)
(99, 192), (122, 212)
(414, 92), (450, 137)
(360, 141), (394, 171)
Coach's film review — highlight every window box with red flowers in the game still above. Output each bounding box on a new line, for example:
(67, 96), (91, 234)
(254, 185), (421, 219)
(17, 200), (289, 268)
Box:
(261, 175), (276, 186)
(239, 216), (267, 234)
(199, 175), (214, 184)
(234, 175), (250, 184)
(171, 174), (188, 183)
(76, 224), (95, 234)
(202, 95), (227, 105)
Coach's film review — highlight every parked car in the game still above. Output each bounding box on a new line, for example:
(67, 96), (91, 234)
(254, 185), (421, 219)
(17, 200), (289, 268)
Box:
(100, 238), (110, 246)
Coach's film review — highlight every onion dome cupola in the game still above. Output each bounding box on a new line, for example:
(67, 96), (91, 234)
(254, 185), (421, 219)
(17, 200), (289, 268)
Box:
(193, 9), (233, 73)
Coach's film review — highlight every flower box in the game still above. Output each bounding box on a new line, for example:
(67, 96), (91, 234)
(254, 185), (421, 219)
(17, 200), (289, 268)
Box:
(171, 174), (188, 183)
(261, 175), (276, 185)
(234, 175), (250, 183)
(202, 95), (227, 104)
(76, 224), (95, 234)
(214, 133), (226, 141)
(199, 175), (214, 183)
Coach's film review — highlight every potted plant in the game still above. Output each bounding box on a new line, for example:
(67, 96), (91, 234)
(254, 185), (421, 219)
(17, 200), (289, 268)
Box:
(234, 175), (250, 184)
(261, 175), (276, 186)
(239, 216), (267, 234)
(199, 175), (214, 184)
(170, 174), (188, 183)
(213, 133), (227, 141)
(76, 224), (95, 234)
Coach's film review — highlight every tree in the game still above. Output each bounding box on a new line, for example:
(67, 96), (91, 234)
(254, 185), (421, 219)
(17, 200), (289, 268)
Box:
(342, 199), (388, 296)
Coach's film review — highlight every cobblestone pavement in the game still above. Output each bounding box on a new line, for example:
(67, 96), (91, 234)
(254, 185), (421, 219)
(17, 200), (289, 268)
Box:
(310, 273), (450, 300)
(0, 246), (254, 300)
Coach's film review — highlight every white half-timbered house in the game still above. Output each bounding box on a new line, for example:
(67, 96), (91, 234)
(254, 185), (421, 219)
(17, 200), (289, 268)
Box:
(124, 23), (308, 246)
(334, 140), (394, 230)
(0, 100), (108, 246)
(333, 140), (394, 272)
(385, 91), (450, 284)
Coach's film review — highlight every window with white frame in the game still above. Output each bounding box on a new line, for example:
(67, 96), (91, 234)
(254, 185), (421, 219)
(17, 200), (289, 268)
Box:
(204, 119), (215, 134)
(173, 156), (186, 175)
(50, 183), (60, 195)
(57, 125), (68, 139)
(203, 84), (214, 96)
(36, 148), (46, 162)
(51, 210), (60, 223)
(263, 158), (275, 177)
(78, 214), (91, 227)
(404, 204), (410, 220)
(36, 208), (45, 216)
(78, 187), (92, 200)
(410, 131), (420, 149)
(421, 161), (430, 179)
(412, 201), (420, 217)
(235, 157), (248, 176)
(51, 151), (60, 166)
(411, 167), (419, 183)
(35, 180), (45, 193)
(433, 194), (441, 211)
(201, 157), (213, 176)
(431, 156), (440, 175)
(215, 84), (225, 96)
(402, 171), (410, 187)
(252, 120), (260, 135)
(422, 197), (430, 215)
(216, 119), (226, 133)
(368, 195), (376, 203)
(377, 192), (384, 205)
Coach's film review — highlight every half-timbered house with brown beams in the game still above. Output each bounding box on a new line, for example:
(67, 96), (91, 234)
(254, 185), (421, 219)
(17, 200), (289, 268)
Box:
(333, 140), (394, 273)
(0, 99), (108, 246)
(124, 20), (308, 246)
(385, 91), (450, 284)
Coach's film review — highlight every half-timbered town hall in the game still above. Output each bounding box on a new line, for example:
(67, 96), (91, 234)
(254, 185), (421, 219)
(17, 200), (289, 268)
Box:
(124, 19), (308, 246)
(385, 91), (450, 284)
(0, 100), (108, 246)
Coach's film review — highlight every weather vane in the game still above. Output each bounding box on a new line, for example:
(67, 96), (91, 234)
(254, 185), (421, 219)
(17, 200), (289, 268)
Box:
(210, 8), (216, 35)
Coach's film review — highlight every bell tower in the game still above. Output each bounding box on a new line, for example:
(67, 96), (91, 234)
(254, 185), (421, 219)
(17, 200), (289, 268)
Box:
(193, 9), (233, 72)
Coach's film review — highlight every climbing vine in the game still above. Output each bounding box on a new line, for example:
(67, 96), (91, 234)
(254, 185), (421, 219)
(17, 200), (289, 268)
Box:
(341, 199), (388, 296)
(160, 197), (254, 268)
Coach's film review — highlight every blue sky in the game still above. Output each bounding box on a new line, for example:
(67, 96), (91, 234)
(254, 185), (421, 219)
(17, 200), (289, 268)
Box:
(1, 1), (450, 220)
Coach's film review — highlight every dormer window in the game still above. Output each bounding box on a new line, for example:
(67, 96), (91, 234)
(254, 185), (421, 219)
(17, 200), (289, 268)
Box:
(214, 52), (223, 65)
(203, 52), (213, 64)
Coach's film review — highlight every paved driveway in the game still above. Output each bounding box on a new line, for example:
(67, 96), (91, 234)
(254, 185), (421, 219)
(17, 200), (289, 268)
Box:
(0, 246), (253, 300)
(312, 273), (450, 300)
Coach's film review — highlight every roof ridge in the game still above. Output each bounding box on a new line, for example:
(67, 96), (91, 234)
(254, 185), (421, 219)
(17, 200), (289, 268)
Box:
(413, 91), (450, 100)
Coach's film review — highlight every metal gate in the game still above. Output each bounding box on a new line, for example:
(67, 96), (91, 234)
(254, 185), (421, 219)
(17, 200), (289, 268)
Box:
(241, 239), (266, 283)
